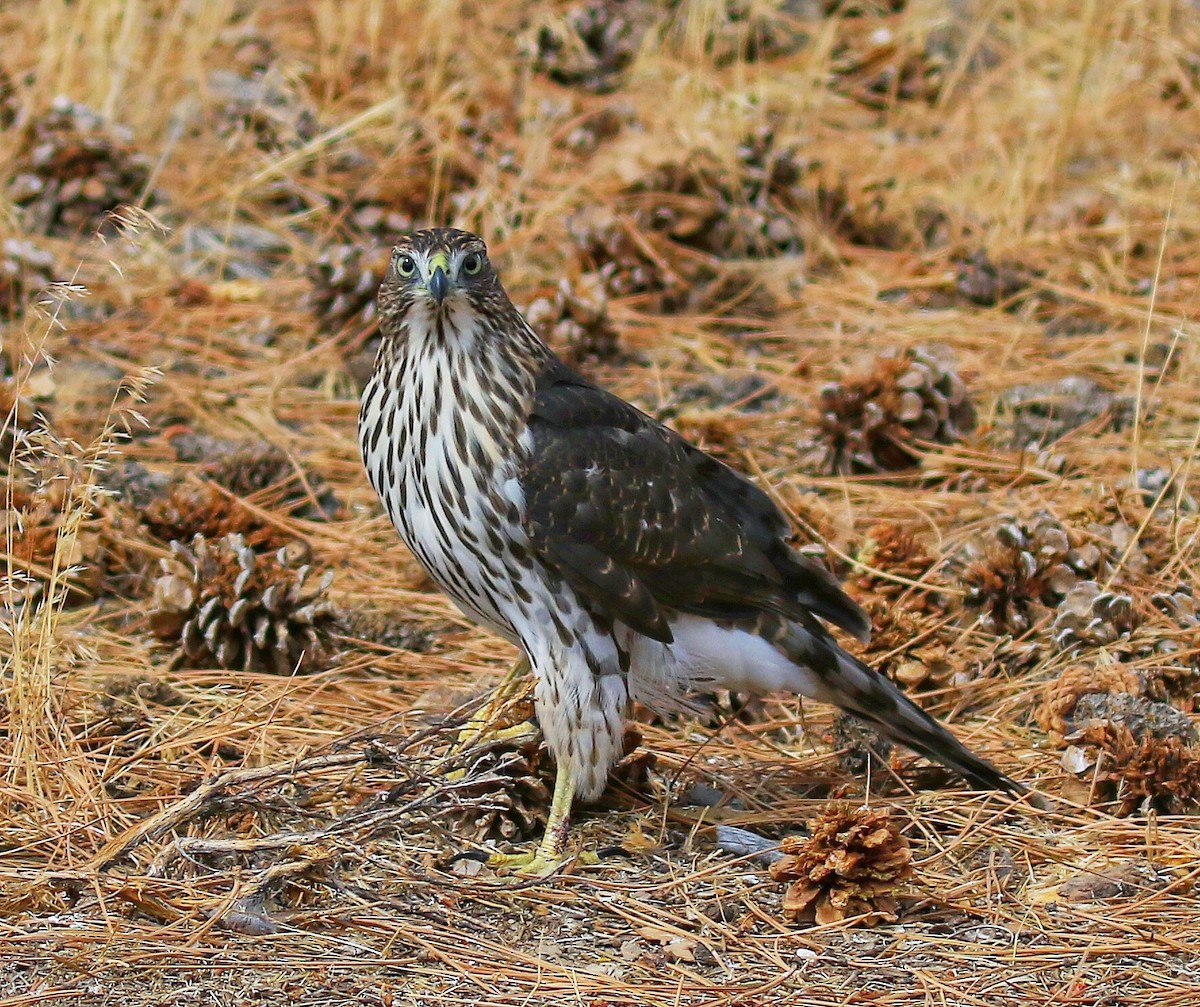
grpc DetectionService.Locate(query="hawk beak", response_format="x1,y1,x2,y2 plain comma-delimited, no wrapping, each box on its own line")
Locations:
429,266,450,305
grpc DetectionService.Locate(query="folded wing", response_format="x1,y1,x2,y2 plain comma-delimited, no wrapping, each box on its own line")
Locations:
520,361,870,645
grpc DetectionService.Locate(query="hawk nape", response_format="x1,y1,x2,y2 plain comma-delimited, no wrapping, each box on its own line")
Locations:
358,227,1032,875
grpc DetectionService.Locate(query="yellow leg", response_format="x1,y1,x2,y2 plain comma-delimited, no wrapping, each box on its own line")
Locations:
486,761,593,877
453,654,532,750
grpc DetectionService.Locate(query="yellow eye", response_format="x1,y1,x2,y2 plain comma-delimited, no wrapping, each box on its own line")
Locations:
462,252,483,276
396,254,416,277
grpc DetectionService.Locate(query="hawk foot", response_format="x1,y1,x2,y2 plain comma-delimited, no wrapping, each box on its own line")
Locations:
450,655,534,756
458,758,582,878
445,719,540,782
486,845,600,877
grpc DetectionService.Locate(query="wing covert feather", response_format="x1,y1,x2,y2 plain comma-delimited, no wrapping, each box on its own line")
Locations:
520,362,870,641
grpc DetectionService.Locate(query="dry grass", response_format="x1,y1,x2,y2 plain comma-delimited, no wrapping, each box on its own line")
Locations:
1,0,1199,1003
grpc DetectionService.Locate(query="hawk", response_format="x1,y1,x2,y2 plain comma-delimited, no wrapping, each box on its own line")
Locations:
358,228,1029,874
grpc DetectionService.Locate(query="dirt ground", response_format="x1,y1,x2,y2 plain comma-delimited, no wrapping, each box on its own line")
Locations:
2,1,1200,1004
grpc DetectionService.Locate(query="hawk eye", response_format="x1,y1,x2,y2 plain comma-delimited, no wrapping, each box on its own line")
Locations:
396,254,416,277
462,252,483,276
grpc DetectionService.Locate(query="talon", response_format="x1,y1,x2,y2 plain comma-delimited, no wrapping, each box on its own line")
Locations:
446,849,491,866
596,845,630,860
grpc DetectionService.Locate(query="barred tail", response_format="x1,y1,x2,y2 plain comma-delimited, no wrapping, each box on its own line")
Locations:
786,624,1029,799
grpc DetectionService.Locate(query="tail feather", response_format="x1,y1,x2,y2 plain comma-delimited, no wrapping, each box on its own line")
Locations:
787,624,1029,800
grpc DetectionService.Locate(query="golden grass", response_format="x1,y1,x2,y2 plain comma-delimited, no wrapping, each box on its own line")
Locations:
1,0,1200,1003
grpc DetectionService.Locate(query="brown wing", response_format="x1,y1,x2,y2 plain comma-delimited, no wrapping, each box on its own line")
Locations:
520,361,870,645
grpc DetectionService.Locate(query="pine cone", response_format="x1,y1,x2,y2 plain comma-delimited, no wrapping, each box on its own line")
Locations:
1004,377,1136,450
1075,718,1200,816
832,20,954,112
673,5,804,66
957,512,1076,635
0,477,121,613
1067,692,1198,746
830,712,894,781
142,477,289,552
84,674,186,742
1038,663,1142,736
450,734,554,843
8,97,154,238
858,602,955,692
343,196,419,244
1142,583,1200,662
1052,581,1136,652
568,126,805,313
0,238,56,319
522,0,657,93
955,249,1030,306
338,607,435,653
169,435,339,518
626,126,805,260
1152,585,1199,632
0,373,53,475
770,803,914,926
209,65,319,154
149,533,338,674
853,522,941,601
814,346,976,474
0,67,21,130
306,243,388,338
447,691,551,842
568,206,691,310
523,272,620,364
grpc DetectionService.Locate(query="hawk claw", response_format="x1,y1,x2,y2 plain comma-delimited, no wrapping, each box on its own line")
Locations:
596,844,631,860
446,849,492,866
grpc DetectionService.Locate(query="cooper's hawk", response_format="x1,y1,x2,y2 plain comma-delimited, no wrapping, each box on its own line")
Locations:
359,227,1029,874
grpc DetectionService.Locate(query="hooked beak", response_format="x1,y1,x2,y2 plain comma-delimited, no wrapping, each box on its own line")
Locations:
429,266,450,305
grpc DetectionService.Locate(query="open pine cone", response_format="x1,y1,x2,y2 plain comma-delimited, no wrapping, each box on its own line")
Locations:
857,602,955,693
0,373,53,475
306,243,388,338
522,0,657,93
523,272,620,364
451,738,554,843
814,345,976,475
1078,721,1200,817
149,533,337,674
142,477,290,552
1052,581,1136,652
168,434,339,518
1054,690,1200,815
443,689,552,842
568,206,692,311
2,481,94,612
625,127,805,261
853,521,942,602
0,476,137,614
770,803,914,926
957,512,1077,635
8,96,154,237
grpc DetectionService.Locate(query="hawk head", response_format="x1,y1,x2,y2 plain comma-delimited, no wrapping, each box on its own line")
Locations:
379,227,502,315
375,227,550,371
